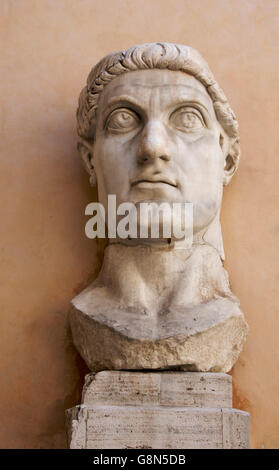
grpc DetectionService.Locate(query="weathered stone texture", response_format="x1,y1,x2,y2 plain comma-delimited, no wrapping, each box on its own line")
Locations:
67,371,249,449
71,43,248,375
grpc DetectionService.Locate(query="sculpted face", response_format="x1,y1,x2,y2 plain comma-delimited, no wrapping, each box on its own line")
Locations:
91,69,228,235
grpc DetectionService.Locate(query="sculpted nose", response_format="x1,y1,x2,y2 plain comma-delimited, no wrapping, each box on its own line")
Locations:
137,120,170,164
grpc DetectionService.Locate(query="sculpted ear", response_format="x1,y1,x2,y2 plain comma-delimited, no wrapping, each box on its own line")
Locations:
219,130,240,186
77,140,97,187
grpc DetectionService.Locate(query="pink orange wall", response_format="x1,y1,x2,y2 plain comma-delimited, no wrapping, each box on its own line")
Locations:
1,0,278,448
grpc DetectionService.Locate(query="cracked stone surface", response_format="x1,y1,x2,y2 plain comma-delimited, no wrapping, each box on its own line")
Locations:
66,371,250,449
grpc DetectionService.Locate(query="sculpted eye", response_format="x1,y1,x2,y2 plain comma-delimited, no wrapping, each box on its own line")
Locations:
106,108,140,133
170,107,204,132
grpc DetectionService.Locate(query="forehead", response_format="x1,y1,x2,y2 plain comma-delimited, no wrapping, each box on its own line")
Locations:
97,69,214,113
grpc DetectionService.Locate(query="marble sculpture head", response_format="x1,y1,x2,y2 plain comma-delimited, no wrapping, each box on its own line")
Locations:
76,43,240,254
70,43,248,373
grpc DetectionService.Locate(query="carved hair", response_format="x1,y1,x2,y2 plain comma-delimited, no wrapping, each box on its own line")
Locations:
77,42,240,172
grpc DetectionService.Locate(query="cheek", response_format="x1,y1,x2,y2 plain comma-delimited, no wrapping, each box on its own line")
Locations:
174,134,224,231
96,134,137,171
93,138,134,197
176,133,224,193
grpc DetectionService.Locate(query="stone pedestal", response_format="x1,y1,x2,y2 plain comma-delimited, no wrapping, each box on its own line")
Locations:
66,371,250,449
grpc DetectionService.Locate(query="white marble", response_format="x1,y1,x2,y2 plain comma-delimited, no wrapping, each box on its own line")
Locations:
71,43,248,372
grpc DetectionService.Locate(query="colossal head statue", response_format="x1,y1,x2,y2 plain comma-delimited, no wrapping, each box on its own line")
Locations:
70,43,248,373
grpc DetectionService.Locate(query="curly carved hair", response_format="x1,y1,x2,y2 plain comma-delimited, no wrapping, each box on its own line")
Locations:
77,42,240,173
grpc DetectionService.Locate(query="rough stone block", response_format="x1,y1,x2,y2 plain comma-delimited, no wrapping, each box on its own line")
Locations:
66,371,249,449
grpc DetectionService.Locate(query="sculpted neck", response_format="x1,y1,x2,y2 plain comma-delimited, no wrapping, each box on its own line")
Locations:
96,240,232,315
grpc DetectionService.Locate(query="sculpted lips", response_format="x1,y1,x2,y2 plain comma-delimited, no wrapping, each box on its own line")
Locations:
131,176,177,188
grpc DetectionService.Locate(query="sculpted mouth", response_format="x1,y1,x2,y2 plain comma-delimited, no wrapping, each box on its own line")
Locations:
131,177,177,188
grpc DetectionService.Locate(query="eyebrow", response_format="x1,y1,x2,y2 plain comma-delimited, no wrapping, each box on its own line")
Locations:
104,93,212,116
105,95,144,111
